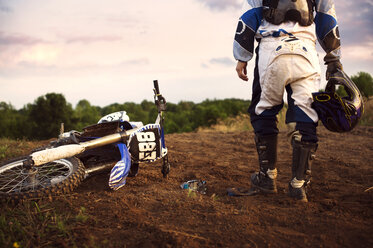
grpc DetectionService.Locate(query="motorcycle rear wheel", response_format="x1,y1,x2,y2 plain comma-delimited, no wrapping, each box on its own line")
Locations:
0,156,85,202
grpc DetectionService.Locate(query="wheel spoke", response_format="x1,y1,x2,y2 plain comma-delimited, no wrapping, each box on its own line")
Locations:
37,164,70,181
6,175,30,193
0,168,22,177
0,173,24,191
0,159,75,194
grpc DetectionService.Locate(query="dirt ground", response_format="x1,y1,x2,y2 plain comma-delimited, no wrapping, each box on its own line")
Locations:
3,125,372,247
29,125,370,248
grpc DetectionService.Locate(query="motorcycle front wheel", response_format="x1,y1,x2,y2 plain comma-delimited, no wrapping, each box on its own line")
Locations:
0,156,85,202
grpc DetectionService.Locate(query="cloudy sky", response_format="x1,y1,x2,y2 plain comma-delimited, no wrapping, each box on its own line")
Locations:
1,0,372,109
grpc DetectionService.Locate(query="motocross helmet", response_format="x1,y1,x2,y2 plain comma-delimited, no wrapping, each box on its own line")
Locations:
312,69,364,132
98,111,129,124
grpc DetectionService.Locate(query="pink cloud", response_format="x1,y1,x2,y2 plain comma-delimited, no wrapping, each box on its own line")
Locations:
196,0,241,11
0,32,46,46
65,35,123,44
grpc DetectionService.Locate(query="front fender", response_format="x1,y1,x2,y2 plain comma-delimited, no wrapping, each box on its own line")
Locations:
108,143,131,190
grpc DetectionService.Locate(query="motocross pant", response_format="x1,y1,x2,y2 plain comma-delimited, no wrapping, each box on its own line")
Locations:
248,36,320,143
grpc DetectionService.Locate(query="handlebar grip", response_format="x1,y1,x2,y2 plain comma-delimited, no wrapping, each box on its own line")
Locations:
153,80,160,94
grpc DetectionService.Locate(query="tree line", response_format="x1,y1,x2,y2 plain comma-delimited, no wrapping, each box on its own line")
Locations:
336,71,373,98
0,94,250,140
1,71,372,140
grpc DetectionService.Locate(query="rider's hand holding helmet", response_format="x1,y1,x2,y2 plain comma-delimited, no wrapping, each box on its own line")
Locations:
312,67,364,132
326,60,343,80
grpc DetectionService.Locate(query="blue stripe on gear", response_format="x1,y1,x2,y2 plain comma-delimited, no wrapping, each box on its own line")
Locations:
285,85,314,124
241,7,263,32
250,107,282,136
314,12,337,40
248,43,279,136
285,85,318,142
259,104,284,117
295,122,318,143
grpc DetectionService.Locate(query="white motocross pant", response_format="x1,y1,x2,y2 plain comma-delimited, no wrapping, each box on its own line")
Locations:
254,36,320,123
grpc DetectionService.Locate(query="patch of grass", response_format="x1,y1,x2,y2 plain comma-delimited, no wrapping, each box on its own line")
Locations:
360,97,373,126
0,144,8,160
210,193,219,201
0,200,93,247
198,107,288,133
75,206,89,223
187,189,197,198
198,98,373,133
0,138,37,162
197,113,252,133
0,138,51,164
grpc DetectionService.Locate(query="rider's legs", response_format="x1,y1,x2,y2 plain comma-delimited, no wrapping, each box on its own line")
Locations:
248,37,320,199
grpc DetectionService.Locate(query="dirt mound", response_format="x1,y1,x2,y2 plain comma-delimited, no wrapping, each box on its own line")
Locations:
3,126,373,247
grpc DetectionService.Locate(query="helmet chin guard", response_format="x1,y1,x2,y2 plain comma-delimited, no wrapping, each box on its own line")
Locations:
312,69,364,132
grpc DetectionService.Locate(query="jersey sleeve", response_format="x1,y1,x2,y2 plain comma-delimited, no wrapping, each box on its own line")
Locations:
233,0,263,62
314,0,341,63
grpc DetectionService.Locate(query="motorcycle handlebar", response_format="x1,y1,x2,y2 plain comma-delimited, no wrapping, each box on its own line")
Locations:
153,80,166,112
153,80,160,95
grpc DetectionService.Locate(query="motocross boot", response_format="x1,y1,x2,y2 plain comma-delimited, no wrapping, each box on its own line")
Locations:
251,134,278,194
289,138,317,202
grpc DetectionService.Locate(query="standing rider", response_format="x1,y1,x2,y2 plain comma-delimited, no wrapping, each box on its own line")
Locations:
233,0,342,202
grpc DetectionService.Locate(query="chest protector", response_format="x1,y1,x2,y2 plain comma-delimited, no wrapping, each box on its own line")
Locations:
263,0,315,26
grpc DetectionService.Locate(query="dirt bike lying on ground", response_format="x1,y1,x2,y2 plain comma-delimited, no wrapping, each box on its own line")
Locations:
0,81,170,201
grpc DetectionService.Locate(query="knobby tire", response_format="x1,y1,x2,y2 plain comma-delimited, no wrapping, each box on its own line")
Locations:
0,155,85,202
